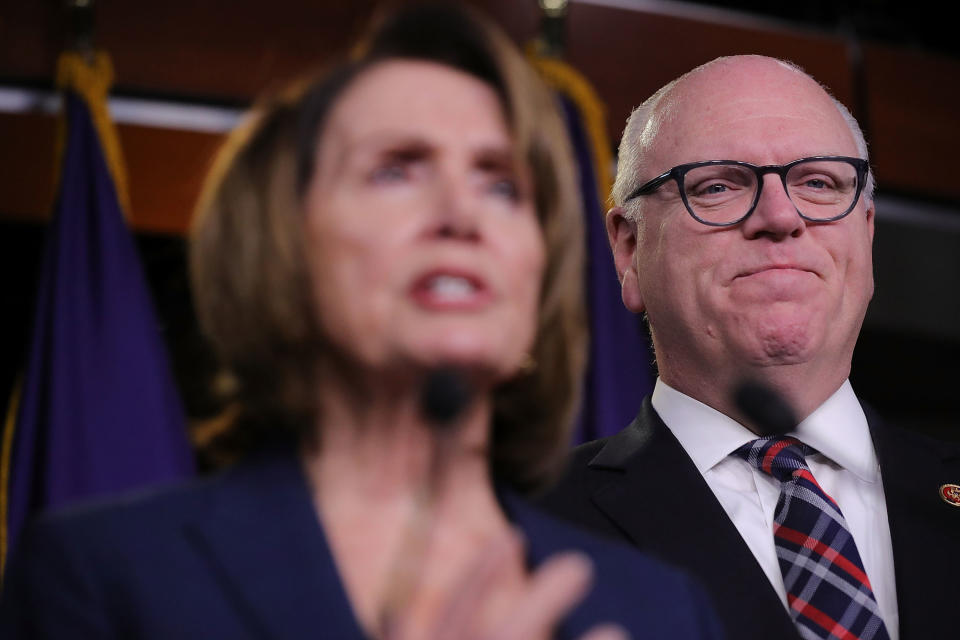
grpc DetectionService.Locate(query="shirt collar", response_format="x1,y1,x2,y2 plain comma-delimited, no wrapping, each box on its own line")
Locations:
652,379,755,475
651,378,879,483
794,379,878,482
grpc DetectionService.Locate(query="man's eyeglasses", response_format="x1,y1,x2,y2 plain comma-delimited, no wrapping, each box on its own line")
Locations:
624,156,869,227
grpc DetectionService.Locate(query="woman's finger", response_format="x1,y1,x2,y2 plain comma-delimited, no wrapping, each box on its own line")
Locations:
385,528,525,640
578,623,631,640
489,550,595,640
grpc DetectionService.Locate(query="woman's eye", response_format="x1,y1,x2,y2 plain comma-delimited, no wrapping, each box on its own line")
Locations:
370,164,408,183
368,146,429,185
489,178,520,200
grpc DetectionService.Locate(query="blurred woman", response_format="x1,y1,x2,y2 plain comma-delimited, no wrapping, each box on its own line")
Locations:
0,5,721,639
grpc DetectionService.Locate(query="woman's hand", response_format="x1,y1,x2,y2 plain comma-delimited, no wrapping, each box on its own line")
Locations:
381,528,630,640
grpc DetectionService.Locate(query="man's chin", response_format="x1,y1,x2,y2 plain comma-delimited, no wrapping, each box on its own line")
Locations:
735,323,820,367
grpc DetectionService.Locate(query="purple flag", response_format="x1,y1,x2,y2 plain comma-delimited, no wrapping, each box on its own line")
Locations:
557,95,655,444
4,92,194,561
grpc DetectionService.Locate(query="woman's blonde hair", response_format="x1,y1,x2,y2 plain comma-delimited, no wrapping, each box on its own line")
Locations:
190,3,586,492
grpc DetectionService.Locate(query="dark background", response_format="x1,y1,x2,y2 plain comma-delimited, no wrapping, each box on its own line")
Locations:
687,0,957,57
1,0,957,440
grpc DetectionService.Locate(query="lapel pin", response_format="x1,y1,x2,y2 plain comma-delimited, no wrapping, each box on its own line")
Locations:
940,484,960,507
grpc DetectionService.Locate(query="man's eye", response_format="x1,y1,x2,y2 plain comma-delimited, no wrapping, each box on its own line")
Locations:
689,181,733,197
791,173,842,192
702,183,728,195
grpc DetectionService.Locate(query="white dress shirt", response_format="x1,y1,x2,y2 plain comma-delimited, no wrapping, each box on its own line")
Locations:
652,378,899,638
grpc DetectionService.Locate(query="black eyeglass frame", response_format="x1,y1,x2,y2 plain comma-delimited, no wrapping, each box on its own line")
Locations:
624,156,870,227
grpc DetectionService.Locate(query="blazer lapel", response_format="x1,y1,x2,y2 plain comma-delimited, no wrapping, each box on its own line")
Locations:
868,410,960,638
586,398,799,639
185,447,365,640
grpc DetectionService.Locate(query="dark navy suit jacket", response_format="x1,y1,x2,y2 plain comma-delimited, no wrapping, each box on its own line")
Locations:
0,445,723,639
537,398,960,640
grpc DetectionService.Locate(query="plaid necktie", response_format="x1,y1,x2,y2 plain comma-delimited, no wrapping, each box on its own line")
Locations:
735,436,891,640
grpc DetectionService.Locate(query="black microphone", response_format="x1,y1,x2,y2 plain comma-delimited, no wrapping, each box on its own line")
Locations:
379,367,474,634
419,366,473,428
733,379,798,436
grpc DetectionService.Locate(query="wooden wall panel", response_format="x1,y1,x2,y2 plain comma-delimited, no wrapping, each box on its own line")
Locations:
862,43,960,201
2,1,959,235
0,1,61,84
0,113,57,221
0,112,224,234
562,4,854,144
0,0,538,102
123,126,225,234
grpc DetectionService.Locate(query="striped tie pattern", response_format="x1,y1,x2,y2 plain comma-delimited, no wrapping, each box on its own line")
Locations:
735,437,891,640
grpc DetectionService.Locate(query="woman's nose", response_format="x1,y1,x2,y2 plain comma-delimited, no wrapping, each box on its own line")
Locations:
432,175,481,241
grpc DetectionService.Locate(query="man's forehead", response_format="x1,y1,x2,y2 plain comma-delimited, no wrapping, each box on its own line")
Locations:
678,55,811,94
642,57,855,165
661,57,829,126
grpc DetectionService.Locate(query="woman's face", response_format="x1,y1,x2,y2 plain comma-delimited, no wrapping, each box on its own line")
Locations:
303,60,545,384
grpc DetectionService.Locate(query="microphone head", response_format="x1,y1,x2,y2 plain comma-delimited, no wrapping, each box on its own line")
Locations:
733,379,797,436
419,367,473,428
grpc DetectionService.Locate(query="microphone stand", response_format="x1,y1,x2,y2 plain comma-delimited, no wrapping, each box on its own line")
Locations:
377,369,473,637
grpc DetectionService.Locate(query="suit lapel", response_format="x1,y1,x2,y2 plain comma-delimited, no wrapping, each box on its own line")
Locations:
586,399,799,639
868,410,960,638
185,447,365,640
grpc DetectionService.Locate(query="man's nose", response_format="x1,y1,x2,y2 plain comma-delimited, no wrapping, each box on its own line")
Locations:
740,173,805,240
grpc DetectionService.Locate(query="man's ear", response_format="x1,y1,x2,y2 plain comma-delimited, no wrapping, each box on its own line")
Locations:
606,206,645,314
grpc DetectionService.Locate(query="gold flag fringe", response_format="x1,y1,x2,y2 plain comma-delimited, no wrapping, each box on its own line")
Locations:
0,377,21,582
528,52,614,210
54,51,131,216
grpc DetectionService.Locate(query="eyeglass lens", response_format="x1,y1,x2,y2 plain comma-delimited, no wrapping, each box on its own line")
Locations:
682,159,860,225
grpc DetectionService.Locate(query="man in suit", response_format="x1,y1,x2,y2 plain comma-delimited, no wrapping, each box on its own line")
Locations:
540,55,960,640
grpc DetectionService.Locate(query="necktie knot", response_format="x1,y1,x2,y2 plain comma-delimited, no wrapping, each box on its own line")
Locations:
734,435,814,483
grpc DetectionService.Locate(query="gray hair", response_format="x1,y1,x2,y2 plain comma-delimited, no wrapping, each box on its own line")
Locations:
611,57,875,222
